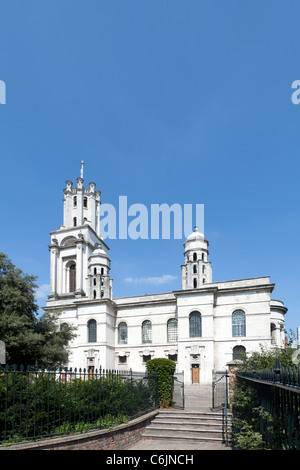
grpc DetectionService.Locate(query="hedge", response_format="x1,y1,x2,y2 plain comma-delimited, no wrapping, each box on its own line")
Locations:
146,358,176,408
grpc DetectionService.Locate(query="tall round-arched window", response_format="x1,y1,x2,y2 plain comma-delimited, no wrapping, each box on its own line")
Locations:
142,320,152,344
233,345,246,361
232,310,246,337
69,263,76,293
87,319,97,343
167,319,178,342
189,311,202,338
118,322,128,344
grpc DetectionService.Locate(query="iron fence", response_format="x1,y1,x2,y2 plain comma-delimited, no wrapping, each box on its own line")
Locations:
212,370,230,444
172,371,184,409
0,364,158,445
212,370,229,410
236,360,300,449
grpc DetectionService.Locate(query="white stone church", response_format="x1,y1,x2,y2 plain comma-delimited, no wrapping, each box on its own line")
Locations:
45,171,287,384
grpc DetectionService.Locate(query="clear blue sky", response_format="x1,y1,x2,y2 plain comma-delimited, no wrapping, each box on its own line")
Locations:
0,1,299,336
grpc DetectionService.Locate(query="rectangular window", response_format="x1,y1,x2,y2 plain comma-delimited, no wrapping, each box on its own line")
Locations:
168,354,177,362
143,355,151,363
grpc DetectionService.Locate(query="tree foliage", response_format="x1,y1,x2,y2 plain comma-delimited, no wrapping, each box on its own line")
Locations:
235,334,297,372
0,252,76,367
231,333,298,449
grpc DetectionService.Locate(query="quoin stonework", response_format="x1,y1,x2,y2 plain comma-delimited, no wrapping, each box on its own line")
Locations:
44,166,287,384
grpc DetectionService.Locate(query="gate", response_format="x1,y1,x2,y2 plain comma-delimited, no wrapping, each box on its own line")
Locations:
212,370,229,409
212,370,230,445
173,371,185,409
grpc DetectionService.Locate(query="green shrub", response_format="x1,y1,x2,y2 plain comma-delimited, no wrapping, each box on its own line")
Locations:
0,369,153,442
146,358,176,408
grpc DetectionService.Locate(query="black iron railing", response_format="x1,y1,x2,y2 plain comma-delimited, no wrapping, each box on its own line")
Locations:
0,364,158,445
212,370,230,444
236,359,300,450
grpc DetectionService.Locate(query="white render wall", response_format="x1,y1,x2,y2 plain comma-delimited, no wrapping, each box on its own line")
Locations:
46,272,287,384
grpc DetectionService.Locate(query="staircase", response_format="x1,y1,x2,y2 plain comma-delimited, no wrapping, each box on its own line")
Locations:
143,408,232,443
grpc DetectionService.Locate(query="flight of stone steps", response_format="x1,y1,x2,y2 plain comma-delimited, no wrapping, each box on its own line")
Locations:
143,408,232,443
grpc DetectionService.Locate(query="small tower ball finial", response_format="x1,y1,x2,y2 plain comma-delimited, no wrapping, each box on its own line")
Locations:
80,160,84,179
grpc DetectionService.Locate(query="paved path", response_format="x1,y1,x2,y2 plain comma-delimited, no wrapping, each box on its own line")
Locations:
126,384,232,451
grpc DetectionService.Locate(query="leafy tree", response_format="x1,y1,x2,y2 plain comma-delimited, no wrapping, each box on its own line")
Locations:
236,332,297,372
0,252,76,366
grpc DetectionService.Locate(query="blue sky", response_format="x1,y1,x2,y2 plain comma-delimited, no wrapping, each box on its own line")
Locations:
0,1,299,336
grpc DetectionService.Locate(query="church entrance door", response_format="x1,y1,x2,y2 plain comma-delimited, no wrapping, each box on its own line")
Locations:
192,364,199,384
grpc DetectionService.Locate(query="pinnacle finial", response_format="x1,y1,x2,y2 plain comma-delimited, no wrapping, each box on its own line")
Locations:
80,160,84,179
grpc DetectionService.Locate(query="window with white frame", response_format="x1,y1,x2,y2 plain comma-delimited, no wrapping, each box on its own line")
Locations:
167,318,178,342
232,310,246,337
142,320,152,344
87,319,97,343
189,311,202,338
118,322,128,344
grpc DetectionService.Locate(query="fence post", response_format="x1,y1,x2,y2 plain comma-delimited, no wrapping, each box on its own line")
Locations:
274,357,281,384
182,370,185,409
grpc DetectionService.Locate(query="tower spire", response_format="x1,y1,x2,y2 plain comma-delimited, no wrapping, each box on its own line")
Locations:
80,160,84,179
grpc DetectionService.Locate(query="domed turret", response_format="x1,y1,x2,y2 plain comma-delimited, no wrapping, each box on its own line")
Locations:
181,227,212,289
88,243,113,300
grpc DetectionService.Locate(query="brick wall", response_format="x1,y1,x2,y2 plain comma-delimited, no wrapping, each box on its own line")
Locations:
1,410,158,451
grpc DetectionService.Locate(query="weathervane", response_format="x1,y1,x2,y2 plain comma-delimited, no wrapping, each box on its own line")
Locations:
80,160,84,179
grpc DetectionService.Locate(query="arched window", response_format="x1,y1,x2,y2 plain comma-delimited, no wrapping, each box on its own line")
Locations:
73,196,77,207
167,318,178,342
193,278,198,288
73,217,77,227
193,265,197,273
233,345,246,361
193,253,197,262
84,196,88,208
93,290,96,299
142,320,152,344
118,322,128,344
87,319,97,343
189,311,202,337
69,263,76,292
232,310,246,337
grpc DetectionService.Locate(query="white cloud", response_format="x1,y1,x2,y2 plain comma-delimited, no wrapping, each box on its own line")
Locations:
124,274,177,285
35,283,50,299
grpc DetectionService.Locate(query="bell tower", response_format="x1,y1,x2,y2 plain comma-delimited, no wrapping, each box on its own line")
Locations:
47,163,113,301
181,226,212,289
63,161,101,235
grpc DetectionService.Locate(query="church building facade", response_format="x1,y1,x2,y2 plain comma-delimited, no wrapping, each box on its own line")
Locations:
45,172,287,384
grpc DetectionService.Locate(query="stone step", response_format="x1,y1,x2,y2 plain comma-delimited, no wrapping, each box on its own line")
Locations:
152,419,227,428
143,429,231,442
158,413,231,421
148,424,229,435
143,409,232,443
159,409,232,417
